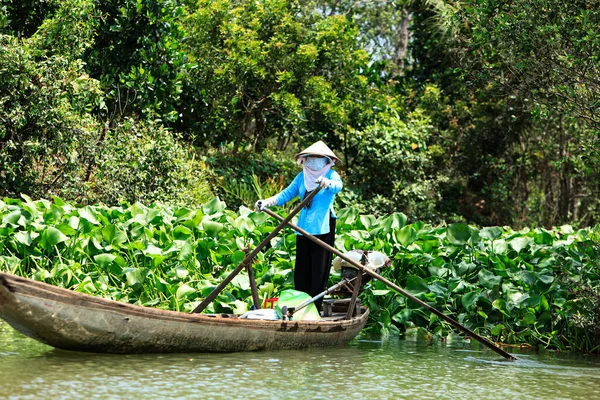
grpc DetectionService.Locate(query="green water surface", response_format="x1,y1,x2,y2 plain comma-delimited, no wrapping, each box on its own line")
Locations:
1,321,598,399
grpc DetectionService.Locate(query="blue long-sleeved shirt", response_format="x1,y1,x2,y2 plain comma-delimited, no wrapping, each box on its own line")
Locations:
274,169,343,235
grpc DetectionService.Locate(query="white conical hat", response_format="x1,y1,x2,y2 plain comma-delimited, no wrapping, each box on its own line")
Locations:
296,140,340,163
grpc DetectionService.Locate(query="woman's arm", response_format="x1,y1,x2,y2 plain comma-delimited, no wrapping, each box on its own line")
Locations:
274,173,302,206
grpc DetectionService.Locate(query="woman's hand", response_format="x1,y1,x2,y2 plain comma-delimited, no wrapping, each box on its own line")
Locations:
315,176,332,188
254,197,277,211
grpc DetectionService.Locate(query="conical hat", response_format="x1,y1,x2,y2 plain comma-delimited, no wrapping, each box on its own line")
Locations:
296,141,340,163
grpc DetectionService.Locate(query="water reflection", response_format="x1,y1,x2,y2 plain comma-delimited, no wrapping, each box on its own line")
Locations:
1,322,599,400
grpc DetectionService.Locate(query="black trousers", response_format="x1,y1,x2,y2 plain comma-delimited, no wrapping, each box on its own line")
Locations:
294,215,336,311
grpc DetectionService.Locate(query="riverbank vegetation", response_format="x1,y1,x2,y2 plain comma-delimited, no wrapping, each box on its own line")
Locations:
1,0,599,352
1,197,599,353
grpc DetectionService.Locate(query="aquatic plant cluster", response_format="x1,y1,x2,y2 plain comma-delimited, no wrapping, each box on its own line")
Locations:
1,196,599,353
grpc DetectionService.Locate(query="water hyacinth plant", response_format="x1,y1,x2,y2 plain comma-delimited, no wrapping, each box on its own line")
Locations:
1,195,599,353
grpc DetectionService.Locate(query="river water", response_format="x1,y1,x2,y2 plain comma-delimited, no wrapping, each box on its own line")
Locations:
1,321,599,400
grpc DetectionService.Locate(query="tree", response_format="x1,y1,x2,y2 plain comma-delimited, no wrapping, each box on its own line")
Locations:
179,0,372,152
453,0,600,225
0,0,103,197
84,0,188,122
0,0,58,37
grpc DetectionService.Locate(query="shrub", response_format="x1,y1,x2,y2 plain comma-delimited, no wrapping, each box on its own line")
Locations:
91,118,213,208
200,146,298,210
0,31,104,199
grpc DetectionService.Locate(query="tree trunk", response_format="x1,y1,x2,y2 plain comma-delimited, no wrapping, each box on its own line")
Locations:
392,7,410,73
558,117,571,224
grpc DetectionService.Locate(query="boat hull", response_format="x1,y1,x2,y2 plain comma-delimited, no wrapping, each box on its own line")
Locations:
0,273,368,354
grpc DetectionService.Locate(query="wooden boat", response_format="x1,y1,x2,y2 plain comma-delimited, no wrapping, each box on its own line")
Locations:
0,272,369,354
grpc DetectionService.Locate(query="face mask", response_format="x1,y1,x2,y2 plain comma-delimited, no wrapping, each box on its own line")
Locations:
305,156,328,171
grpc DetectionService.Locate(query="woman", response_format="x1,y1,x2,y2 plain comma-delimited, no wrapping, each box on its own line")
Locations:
255,141,343,310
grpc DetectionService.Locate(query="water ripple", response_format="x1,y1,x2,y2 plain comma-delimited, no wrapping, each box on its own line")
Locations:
1,322,599,400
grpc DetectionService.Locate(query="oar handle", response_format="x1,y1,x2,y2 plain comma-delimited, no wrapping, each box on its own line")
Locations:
191,187,321,314
263,208,517,360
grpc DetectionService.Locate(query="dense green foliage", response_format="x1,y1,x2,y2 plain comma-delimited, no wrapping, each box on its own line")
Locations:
85,0,187,121
2,0,598,226
180,0,372,150
1,197,598,352
0,0,209,207
1,0,599,352
415,0,600,226
0,0,102,198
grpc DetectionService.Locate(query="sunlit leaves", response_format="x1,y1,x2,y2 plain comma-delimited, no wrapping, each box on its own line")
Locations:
509,237,532,253
201,220,224,237
176,284,196,301
1,195,599,353
182,0,372,150
395,225,417,247
480,226,502,241
93,253,117,268
39,227,68,248
202,197,226,215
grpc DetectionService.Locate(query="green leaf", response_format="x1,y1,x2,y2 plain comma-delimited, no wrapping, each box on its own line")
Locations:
480,226,502,240
57,223,77,236
202,197,226,215
102,224,127,245
492,299,508,314
491,324,505,335
507,291,530,308
234,216,255,234
202,220,224,236
527,295,541,308
176,284,196,300
478,268,502,288
522,312,536,325
392,308,411,324
233,300,248,314
125,268,146,287
509,237,531,253
461,291,480,311
533,229,553,245
492,239,507,253
231,250,246,264
380,212,407,232
39,227,68,249
405,275,429,295
94,253,117,268
178,240,194,261
173,225,193,240
143,244,164,257
14,231,33,246
447,223,471,245
519,271,537,286
231,274,250,291
371,289,391,296
78,207,100,225
174,266,189,279
2,210,21,225
395,225,417,247
359,215,376,229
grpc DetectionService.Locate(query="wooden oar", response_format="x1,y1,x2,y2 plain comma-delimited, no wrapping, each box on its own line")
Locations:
263,208,517,360
191,187,321,314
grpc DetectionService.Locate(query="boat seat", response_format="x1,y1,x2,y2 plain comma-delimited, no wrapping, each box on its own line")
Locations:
322,298,361,318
